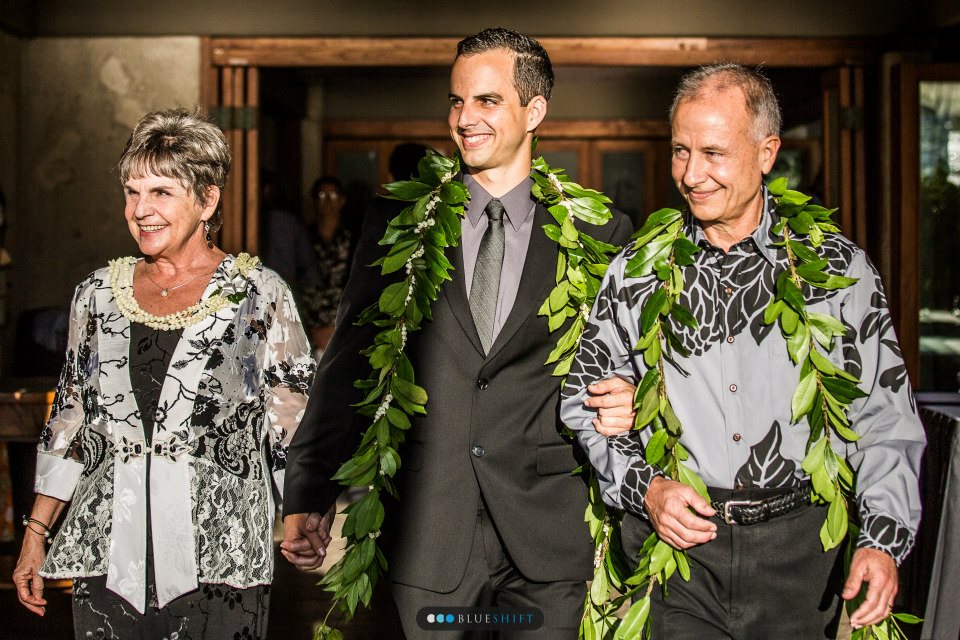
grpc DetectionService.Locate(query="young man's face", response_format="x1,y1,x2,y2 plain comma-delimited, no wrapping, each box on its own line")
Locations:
670,85,780,230
448,48,544,179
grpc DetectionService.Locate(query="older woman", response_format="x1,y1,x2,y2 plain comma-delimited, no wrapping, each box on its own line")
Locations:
12,107,317,639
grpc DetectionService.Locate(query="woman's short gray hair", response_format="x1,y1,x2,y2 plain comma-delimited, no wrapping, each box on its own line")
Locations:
118,107,231,232
669,63,782,140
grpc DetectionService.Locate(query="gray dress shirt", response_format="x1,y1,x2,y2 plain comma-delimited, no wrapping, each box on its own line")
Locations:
560,188,926,564
461,174,536,344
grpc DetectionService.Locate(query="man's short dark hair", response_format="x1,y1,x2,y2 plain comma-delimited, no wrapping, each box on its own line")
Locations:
670,63,782,140
456,27,554,105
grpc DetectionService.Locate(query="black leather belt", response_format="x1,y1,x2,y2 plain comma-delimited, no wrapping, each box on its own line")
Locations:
710,482,812,525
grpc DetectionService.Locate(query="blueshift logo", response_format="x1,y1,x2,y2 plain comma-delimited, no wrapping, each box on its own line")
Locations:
417,607,544,630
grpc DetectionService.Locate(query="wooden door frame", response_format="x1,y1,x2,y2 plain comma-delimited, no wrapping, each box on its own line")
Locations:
199,35,879,254
887,63,960,385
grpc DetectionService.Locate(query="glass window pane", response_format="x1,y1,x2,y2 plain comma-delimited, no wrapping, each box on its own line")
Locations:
602,151,645,228
919,81,960,391
539,151,579,182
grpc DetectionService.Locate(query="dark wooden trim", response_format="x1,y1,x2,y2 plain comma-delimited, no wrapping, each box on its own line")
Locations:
210,37,878,68
322,118,669,140
892,63,960,387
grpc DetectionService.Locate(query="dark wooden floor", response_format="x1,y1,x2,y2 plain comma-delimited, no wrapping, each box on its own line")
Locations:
1,546,406,640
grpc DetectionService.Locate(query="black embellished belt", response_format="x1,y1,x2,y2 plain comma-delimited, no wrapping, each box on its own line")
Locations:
711,482,812,525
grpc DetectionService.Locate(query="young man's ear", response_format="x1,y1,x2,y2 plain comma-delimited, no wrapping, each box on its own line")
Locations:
525,95,548,133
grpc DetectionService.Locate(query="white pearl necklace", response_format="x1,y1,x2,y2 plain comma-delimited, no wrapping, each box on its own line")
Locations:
109,257,230,330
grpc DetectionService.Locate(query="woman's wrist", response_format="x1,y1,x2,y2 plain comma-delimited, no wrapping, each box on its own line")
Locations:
21,516,52,543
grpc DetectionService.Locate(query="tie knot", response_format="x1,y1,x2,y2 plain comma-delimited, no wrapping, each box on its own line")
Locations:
484,198,505,223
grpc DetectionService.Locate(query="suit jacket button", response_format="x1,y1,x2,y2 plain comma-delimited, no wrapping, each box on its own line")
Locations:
472,446,485,458
477,378,489,390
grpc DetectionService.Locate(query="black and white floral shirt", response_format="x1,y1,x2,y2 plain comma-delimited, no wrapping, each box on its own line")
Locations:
560,188,925,564
34,255,315,611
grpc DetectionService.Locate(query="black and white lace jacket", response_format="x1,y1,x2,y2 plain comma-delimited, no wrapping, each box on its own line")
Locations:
34,255,315,611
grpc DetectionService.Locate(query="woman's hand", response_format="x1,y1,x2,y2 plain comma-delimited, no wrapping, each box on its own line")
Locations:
14,535,49,615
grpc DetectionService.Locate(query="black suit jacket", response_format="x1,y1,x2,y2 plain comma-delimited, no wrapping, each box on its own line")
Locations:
284,195,633,592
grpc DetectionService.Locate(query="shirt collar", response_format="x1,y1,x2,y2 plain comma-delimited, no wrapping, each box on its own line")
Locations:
463,174,536,232
688,185,780,266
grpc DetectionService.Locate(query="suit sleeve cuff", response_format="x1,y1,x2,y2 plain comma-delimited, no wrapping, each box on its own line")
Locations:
34,453,84,501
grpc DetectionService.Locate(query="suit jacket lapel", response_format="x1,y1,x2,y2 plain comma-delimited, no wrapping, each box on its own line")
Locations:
442,240,485,354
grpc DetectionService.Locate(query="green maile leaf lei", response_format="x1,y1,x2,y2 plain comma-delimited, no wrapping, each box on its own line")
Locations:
580,176,917,639
313,148,621,640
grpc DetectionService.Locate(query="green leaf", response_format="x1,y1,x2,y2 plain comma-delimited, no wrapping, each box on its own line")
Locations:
767,176,788,196
614,597,651,640
440,180,470,204
678,462,710,501
649,539,672,575
674,548,691,581
645,429,669,465
891,613,922,624
670,302,698,329
352,490,385,538
809,349,836,375
626,231,676,278
792,370,819,422
787,239,821,263
383,180,434,201
391,376,428,407
378,281,409,315
641,288,669,334
589,563,609,605
764,299,785,325
815,274,859,290
826,493,847,542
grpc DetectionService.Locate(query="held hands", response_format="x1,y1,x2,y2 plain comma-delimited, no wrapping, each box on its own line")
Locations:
584,377,636,436
644,476,717,550
844,547,899,629
13,535,48,615
280,504,337,571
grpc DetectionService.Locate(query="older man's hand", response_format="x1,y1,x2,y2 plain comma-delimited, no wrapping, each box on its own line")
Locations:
643,476,717,549
844,547,899,629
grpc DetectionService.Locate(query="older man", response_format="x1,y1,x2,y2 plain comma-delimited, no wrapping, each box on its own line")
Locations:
561,63,925,639
282,28,633,639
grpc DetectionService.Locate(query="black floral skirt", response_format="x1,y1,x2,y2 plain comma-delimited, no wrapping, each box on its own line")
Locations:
72,576,270,640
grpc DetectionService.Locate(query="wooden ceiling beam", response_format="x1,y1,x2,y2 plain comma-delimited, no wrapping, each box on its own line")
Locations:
210,36,877,68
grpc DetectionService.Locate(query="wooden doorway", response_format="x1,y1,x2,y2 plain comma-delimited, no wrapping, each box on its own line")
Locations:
201,36,877,253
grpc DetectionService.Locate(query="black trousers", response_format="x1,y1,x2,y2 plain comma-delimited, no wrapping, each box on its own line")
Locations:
391,507,585,639
622,494,844,640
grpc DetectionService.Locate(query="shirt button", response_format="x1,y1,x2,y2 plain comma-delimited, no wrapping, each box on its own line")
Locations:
733,433,742,442
477,378,489,390
726,336,735,343
724,287,733,295
472,446,485,458
729,384,738,392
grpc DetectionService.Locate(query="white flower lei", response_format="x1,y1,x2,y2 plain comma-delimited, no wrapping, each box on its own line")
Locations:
108,253,260,330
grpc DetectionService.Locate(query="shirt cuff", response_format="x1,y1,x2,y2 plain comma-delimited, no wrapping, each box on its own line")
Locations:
855,512,915,566
34,453,84,501
613,433,662,521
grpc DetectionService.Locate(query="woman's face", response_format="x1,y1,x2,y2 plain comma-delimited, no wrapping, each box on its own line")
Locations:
123,171,218,261
316,183,345,220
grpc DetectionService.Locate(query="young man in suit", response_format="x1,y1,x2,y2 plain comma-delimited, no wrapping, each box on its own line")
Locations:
281,28,634,639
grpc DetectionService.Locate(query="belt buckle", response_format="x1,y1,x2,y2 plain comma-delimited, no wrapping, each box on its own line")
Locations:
722,499,761,525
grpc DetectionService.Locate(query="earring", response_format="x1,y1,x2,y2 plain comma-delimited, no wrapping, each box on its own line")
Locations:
204,221,213,248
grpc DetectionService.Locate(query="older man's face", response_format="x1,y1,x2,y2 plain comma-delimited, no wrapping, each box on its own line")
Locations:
670,86,779,230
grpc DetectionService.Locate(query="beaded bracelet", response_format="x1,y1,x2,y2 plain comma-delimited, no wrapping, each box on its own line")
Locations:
22,516,52,543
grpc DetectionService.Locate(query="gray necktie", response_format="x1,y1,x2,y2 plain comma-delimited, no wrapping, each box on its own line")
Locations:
470,198,505,354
